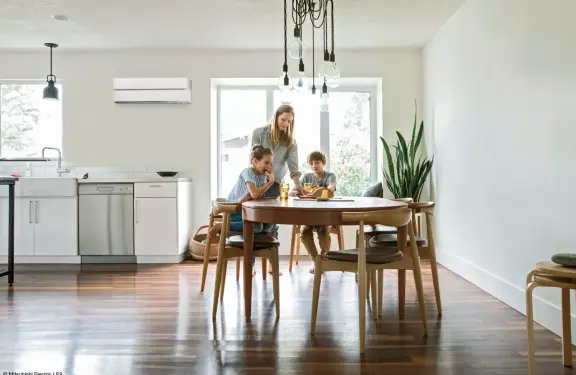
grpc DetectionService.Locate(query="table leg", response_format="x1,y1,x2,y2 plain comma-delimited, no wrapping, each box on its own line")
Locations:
243,221,254,320
8,184,14,285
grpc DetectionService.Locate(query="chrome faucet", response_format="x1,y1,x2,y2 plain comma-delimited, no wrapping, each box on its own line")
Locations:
41,147,70,177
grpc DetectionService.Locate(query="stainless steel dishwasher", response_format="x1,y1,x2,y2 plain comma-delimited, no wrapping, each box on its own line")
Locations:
78,183,135,262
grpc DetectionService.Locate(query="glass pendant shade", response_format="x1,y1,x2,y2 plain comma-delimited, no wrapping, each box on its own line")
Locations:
295,73,308,91
288,38,305,59
43,78,59,100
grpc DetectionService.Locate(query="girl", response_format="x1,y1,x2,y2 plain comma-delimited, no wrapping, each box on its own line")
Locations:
210,145,279,275
251,104,304,196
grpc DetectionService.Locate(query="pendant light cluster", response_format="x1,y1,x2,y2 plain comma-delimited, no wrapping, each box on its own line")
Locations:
43,42,59,100
279,0,340,111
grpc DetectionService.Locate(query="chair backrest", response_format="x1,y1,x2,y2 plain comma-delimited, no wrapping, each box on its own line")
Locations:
392,197,414,203
342,206,412,228
212,200,240,216
408,201,435,215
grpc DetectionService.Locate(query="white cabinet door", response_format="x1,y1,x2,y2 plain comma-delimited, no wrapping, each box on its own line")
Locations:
134,198,177,256
0,199,35,256
34,198,78,256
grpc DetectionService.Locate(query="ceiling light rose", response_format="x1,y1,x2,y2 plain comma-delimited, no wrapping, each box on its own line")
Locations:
280,0,340,110
43,43,59,100
52,14,70,21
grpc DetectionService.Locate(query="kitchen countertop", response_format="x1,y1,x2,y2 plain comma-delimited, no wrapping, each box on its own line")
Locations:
77,177,192,184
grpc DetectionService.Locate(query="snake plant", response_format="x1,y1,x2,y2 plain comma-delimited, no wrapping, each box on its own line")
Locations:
380,102,433,202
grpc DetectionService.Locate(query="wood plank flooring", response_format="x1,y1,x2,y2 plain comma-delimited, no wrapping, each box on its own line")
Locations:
0,259,573,375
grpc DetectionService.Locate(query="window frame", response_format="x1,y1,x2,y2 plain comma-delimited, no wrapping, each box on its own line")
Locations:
216,84,378,197
0,80,64,157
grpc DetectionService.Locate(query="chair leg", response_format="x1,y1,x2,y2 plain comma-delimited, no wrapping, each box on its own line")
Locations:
338,226,345,250
377,270,384,316
429,248,442,316
398,270,406,319
236,258,241,281
370,271,377,319
358,267,367,353
200,216,215,292
272,250,281,318
295,225,301,264
562,288,573,367
310,257,323,335
219,260,228,301
262,258,267,280
212,253,226,319
426,216,442,315
527,282,538,375
289,225,297,272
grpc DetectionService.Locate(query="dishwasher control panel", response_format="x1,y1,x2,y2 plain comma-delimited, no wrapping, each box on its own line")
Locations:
78,183,134,195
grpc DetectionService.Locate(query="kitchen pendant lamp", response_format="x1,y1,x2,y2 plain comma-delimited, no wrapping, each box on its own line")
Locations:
279,0,340,110
43,43,59,100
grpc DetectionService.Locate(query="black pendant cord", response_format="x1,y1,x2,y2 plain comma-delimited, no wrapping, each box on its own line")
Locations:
49,47,53,76
283,0,289,84
311,22,316,94
329,0,335,62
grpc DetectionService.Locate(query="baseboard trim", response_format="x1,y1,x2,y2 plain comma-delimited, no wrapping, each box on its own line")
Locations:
0,256,81,264
136,255,184,264
437,250,576,343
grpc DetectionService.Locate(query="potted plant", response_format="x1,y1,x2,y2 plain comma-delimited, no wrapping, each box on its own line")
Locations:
380,102,433,202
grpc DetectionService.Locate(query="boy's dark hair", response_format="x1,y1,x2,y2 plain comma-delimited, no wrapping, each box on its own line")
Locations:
251,145,273,160
307,151,326,164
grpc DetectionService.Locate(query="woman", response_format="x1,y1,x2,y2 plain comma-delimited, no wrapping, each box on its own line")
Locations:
251,104,304,196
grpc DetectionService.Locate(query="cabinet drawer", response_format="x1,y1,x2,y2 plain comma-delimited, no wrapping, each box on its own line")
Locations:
134,182,177,198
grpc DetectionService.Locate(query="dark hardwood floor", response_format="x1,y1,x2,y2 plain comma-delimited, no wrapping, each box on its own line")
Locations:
0,258,572,375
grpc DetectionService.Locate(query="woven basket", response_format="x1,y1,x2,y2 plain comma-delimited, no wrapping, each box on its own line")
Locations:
188,225,220,261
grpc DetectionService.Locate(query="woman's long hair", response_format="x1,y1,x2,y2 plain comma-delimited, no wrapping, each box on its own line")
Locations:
268,104,295,147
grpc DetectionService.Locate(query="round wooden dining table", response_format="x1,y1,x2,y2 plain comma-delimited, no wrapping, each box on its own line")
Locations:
241,196,407,320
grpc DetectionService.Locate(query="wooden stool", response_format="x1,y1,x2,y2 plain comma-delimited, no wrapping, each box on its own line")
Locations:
526,261,576,374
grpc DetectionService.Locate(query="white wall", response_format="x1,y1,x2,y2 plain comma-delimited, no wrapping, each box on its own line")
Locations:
0,48,422,250
424,0,576,340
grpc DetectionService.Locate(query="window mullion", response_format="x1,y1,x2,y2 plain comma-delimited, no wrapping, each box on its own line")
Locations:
320,111,330,171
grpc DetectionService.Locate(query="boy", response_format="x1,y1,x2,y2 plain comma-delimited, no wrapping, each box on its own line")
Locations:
295,151,337,274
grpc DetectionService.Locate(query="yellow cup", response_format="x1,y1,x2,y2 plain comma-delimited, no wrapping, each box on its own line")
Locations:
279,183,290,200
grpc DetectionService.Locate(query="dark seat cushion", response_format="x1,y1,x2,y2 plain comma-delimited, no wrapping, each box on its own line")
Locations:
363,225,397,235
369,233,427,247
226,234,280,250
323,247,403,264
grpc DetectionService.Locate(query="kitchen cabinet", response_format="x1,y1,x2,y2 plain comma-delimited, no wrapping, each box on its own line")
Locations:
134,197,177,255
34,198,78,256
133,181,191,262
0,198,78,257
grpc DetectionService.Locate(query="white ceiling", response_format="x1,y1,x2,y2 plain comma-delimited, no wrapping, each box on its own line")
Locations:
0,0,464,50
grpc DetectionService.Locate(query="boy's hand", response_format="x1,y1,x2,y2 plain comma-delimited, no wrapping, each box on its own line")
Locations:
265,170,275,183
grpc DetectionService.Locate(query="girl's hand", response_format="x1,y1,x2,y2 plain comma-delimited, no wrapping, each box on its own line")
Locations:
265,170,275,183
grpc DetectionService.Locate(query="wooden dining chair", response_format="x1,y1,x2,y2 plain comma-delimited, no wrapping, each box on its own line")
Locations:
200,198,226,292
310,206,428,353
368,201,441,316
200,198,273,292
211,201,281,319
526,261,576,375
288,224,345,271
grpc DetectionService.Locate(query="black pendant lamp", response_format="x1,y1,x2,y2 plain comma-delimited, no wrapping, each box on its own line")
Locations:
43,43,59,100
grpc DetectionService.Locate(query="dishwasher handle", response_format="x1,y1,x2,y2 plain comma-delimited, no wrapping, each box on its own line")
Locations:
97,187,115,192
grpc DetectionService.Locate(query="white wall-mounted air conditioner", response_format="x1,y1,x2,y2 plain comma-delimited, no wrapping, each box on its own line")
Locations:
113,78,191,104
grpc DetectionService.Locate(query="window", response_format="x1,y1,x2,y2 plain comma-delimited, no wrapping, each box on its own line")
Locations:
216,84,376,197
0,83,63,157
